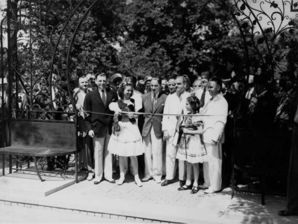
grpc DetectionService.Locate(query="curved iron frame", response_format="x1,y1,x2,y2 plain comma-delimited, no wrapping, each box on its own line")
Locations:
3,0,100,117
229,0,298,74
1,0,103,183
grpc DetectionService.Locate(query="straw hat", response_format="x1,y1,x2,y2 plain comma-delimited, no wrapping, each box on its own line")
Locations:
110,73,123,83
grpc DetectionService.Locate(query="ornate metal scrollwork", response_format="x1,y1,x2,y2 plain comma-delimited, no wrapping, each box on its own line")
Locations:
233,0,295,43
231,0,298,74
291,0,298,11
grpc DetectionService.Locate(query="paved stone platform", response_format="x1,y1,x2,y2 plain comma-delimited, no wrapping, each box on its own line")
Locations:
1,171,298,224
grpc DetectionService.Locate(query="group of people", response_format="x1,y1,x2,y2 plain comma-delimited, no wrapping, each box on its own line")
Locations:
1,67,298,215
75,72,228,194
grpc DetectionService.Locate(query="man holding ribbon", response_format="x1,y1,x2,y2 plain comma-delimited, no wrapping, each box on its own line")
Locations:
84,73,118,184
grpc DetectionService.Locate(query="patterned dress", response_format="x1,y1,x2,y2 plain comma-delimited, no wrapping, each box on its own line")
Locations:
176,114,207,164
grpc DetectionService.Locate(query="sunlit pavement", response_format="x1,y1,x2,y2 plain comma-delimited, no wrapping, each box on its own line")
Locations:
0,202,141,224
0,170,298,224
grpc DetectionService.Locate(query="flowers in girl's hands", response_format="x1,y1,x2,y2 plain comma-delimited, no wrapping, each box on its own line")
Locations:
197,125,203,134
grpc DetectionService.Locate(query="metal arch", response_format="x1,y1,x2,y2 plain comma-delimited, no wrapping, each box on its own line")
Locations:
48,0,85,110
1,16,7,121
4,0,95,115
65,0,99,113
215,0,298,77
7,0,13,122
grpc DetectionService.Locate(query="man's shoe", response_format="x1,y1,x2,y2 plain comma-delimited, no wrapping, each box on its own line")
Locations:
142,176,153,182
87,173,95,181
178,184,192,191
161,179,174,187
93,178,102,185
179,180,186,187
191,186,199,194
204,188,216,194
154,177,162,184
278,210,298,216
198,184,208,190
105,178,115,184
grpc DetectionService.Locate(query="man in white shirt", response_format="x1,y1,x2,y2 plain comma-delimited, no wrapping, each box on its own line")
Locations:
200,77,228,193
167,77,176,94
161,75,190,187
74,76,93,176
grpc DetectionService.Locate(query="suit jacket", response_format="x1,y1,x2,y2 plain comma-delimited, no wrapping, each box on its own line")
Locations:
83,88,117,137
142,92,167,138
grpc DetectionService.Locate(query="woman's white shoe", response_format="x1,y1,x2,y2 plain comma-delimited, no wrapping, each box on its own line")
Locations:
116,177,125,185
134,176,143,187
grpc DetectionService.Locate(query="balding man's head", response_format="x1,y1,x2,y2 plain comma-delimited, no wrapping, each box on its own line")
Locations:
78,76,88,91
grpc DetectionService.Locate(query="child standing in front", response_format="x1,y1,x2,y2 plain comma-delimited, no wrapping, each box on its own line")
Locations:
176,95,206,194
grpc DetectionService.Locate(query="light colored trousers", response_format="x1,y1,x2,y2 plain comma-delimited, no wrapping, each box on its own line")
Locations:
93,135,113,180
165,136,177,180
203,143,222,191
143,128,163,180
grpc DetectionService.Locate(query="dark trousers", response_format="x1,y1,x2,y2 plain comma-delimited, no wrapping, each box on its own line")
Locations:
286,126,298,213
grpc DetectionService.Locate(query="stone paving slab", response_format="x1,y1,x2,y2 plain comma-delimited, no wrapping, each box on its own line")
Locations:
1,173,298,223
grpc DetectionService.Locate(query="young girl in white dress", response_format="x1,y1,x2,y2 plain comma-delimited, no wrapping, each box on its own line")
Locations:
176,95,206,193
107,83,144,187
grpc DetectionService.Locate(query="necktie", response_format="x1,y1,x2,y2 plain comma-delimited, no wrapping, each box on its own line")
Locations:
101,90,106,106
152,92,157,111
200,87,206,108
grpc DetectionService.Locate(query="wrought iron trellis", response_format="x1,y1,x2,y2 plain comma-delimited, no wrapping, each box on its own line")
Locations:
2,0,100,120
229,0,298,76
0,0,102,148
291,0,298,11
0,0,101,182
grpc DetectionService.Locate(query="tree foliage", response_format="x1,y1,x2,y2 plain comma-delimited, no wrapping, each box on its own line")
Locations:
4,0,298,90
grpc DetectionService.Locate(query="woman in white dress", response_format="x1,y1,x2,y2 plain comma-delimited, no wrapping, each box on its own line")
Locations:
108,82,144,187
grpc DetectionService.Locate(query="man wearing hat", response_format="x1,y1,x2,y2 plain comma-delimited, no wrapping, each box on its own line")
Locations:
110,73,123,92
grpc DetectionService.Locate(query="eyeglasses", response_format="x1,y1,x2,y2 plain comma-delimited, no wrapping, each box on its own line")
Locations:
193,85,202,88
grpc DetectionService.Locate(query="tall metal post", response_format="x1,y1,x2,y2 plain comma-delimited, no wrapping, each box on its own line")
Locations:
7,0,12,123
0,17,6,175
7,0,12,173
0,17,5,121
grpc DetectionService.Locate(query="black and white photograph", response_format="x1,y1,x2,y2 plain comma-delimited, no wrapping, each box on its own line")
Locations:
1,0,298,223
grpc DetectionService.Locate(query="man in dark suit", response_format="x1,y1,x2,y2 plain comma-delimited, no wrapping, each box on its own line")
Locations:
84,73,117,184
142,77,167,183
279,102,298,216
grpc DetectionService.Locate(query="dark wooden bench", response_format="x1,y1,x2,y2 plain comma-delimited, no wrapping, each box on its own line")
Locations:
0,119,78,182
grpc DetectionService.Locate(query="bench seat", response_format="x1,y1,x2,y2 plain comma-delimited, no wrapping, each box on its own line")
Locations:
0,146,76,157
0,119,78,182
